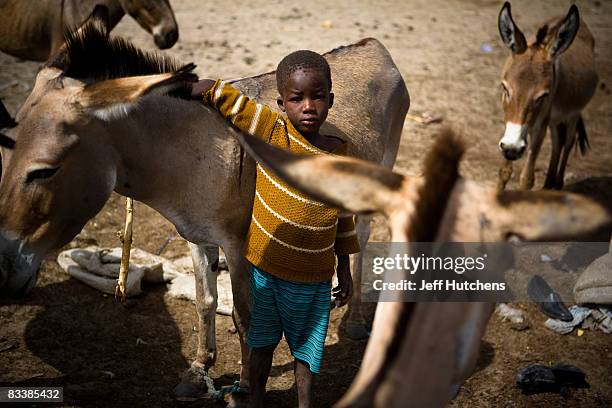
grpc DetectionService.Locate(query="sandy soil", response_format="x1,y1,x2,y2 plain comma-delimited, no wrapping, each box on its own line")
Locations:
1,0,611,406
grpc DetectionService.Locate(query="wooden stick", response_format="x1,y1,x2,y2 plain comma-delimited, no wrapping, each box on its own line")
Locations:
115,197,134,303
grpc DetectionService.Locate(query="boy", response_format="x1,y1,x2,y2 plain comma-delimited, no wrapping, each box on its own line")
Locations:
192,50,360,408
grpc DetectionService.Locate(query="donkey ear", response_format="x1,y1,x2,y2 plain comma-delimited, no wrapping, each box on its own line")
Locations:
0,99,16,130
77,64,197,121
485,189,610,242
498,2,527,54
549,5,580,58
232,129,407,215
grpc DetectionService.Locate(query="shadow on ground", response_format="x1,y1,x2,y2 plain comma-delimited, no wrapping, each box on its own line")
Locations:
1,276,187,408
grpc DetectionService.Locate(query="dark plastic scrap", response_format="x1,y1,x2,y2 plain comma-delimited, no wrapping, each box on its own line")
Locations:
527,275,573,321
516,363,589,395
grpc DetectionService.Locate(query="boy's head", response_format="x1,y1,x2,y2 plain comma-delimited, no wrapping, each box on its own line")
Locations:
276,50,334,137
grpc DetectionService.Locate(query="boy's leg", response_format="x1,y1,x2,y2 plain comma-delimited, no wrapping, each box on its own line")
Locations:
247,266,283,407
294,358,313,408
278,279,331,407
249,345,276,408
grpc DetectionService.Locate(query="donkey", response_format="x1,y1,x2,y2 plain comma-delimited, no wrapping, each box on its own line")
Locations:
0,11,408,405
233,128,610,407
0,0,178,61
497,2,598,190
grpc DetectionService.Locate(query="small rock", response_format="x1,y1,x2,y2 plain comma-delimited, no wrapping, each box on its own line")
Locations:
540,254,553,262
497,303,528,331
480,43,493,53
100,370,115,379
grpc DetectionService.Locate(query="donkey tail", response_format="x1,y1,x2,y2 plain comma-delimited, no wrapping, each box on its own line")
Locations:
576,115,590,155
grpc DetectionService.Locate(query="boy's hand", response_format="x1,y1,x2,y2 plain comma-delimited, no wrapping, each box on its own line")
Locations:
191,79,216,100
333,255,353,308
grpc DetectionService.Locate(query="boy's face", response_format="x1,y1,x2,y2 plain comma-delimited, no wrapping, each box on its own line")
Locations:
277,68,334,137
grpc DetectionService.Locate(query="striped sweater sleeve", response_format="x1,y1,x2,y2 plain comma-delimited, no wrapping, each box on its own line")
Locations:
332,143,361,255
204,79,279,141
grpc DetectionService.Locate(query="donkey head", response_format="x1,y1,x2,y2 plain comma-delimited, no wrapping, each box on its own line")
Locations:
0,11,195,298
117,0,179,49
497,2,580,160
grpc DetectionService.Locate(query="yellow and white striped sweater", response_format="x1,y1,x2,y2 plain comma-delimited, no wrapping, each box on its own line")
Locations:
204,79,360,283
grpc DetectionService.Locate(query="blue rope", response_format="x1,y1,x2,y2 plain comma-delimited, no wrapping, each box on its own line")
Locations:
212,380,249,401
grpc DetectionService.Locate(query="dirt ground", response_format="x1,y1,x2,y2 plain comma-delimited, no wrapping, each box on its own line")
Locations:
1,0,612,407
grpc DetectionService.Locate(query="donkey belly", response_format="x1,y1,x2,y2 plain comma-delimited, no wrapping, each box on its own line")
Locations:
0,0,53,61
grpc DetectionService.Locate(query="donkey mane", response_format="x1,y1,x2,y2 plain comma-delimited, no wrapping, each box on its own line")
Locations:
409,128,464,242
47,21,192,98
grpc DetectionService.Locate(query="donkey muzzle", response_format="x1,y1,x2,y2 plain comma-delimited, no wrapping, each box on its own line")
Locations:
499,122,528,161
500,143,526,161
154,26,178,49
0,236,40,299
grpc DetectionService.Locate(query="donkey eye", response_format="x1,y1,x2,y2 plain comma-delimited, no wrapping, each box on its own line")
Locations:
534,93,548,107
26,167,59,183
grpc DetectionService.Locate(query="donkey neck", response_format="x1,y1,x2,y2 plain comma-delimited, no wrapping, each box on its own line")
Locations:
63,0,126,32
107,96,255,243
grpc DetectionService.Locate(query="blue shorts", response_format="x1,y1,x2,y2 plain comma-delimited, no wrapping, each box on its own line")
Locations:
247,266,331,374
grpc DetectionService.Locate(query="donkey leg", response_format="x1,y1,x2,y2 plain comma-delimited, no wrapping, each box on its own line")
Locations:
544,123,564,189
174,243,219,401
224,240,252,407
555,117,579,189
519,122,546,190
345,215,372,340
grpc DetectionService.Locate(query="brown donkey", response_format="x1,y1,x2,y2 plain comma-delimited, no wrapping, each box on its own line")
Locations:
0,0,178,61
497,2,598,190
234,128,610,407
0,11,408,405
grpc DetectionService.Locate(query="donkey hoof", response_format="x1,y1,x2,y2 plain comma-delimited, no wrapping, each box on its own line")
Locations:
344,321,370,340
174,366,210,401
227,391,249,408
519,179,535,190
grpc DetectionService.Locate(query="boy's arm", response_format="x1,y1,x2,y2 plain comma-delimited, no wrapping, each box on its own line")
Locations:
333,254,353,307
334,214,360,255
192,78,279,141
